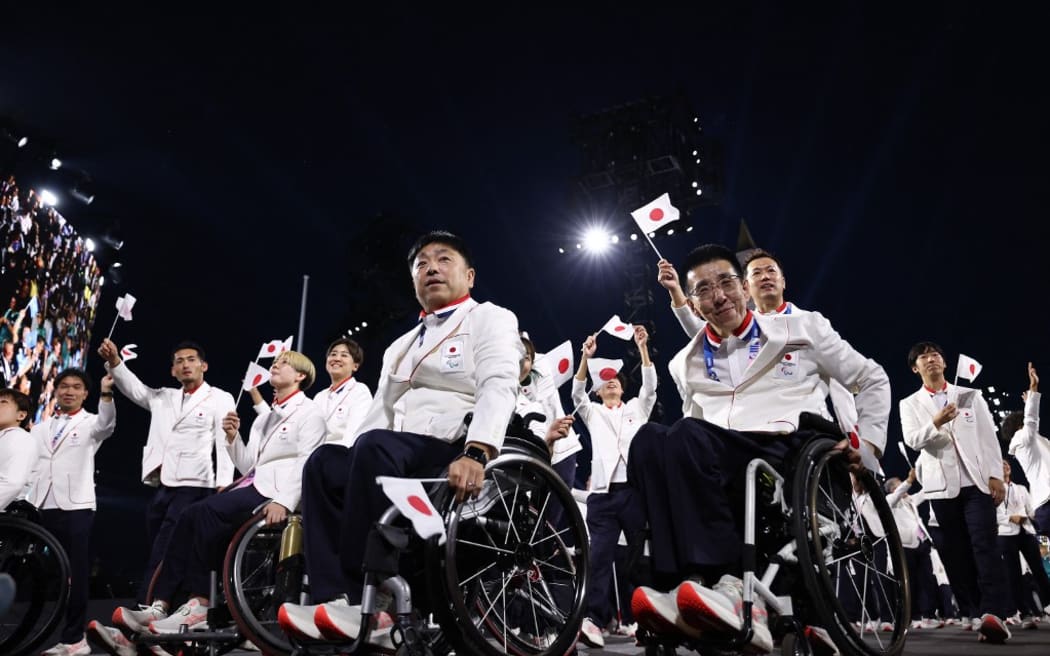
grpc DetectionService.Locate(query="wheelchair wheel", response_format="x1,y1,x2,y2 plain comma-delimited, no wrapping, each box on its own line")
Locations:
0,515,71,656
429,453,589,656
224,512,297,656
792,438,909,656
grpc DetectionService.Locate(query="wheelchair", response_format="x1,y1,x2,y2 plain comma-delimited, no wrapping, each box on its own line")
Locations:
134,422,589,656
0,503,72,656
636,418,910,656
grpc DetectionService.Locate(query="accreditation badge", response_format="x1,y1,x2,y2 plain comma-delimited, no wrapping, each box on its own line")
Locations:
440,339,465,373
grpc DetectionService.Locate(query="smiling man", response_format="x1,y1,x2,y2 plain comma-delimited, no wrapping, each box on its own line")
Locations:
630,243,889,654
278,230,523,644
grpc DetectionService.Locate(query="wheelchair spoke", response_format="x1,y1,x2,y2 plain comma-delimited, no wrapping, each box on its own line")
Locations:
455,538,517,556
477,571,513,628
531,555,576,578
490,474,523,545
459,561,499,588
529,525,572,549
524,576,543,642
529,491,552,544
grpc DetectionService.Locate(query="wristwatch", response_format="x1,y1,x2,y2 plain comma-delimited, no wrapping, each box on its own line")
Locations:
459,445,489,466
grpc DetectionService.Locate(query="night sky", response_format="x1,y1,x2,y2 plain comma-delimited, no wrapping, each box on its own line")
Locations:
3,3,1048,590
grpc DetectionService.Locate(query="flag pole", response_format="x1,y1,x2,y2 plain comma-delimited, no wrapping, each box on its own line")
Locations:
641,232,664,260
106,315,120,340
297,275,310,352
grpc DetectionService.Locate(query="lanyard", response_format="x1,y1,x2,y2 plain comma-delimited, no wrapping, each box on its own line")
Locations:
702,320,761,382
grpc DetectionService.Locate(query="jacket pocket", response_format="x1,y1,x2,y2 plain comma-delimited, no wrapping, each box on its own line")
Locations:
174,452,212,481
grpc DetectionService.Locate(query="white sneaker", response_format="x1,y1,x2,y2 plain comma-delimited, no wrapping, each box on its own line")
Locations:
278,601,326,640
630,585,702,639
1021,615,1038,630
148,598,209,634
677,575,773,653
86,621,138,656
314,599,395,648
918,617,943,629
613,621,638,638
40,639,91,656
112,601,168,634
578,618,605,648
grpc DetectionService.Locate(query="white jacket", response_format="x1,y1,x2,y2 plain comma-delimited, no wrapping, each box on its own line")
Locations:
518,365,582,465
886,485,930,549
109,362,235,488
355,299,522,451
572,364,658,492
312,378,373,448
1008,391,1050,508
227,391,325,511
997,481,1036,536
0,426,36,509
29,402,116,510
668,311,890,447
900,383,1001,499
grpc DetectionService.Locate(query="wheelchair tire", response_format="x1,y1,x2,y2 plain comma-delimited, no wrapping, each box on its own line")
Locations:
0,515,72,656
792,438,910,656
224,512,296,656
428,453,589,656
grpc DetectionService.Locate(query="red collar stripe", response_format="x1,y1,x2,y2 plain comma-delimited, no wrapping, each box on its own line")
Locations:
274,389,302,406
732,310,755,337
924,382,948,394
419,294,472,319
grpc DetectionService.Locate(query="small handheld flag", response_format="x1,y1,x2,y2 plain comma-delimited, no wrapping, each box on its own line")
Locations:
258,336,294,359
600,315,634,341
630,193,680,259
377,476,446,541
535,340,574,389
107,293,137,339
120,344,138,362
235,361,272,406
586,358,624,388
956,354,983,383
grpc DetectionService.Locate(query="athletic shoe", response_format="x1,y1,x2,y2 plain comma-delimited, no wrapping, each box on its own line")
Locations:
148,598,209,634
971,616,982,631
314,600,395,649
879,621,894,632
630,586,701,639
803,625,839,656
1021,615,1038,630
578,618,605,648
40,639,91,656
278,601,326,640
913,617,943,629
1005,614,1021,626
977,614,1011,644
676,575,773,653
613,622,638,638
112,601,168,634
86,621,138,656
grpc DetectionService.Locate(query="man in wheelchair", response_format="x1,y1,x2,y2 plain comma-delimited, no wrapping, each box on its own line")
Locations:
277,230,525,646
628,244,891,654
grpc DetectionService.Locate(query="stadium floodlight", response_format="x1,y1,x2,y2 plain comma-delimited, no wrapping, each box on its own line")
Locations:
630,233,638,241
111,262,123,269
582,227,611,254
50,158,62,170
71,178,96,205
361,322,368,328
347,328,354,335
99,276,105,287
85,238,96,252
987,386,996,393
39,189,58,206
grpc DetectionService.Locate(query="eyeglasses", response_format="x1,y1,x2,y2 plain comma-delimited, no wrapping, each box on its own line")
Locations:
689,274,742,301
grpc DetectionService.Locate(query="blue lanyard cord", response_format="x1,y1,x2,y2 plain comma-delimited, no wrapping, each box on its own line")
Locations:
702,320,761,382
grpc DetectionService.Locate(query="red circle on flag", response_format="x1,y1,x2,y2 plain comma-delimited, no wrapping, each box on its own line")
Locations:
784,354,792,361
252,374,263,386
599,367,617,381
848,431,860,449
449,347,457,354
558,358,570,374
969,364,976,375
614,325,626,332
649,208,664,222
267,344,276,353
408,495,433,516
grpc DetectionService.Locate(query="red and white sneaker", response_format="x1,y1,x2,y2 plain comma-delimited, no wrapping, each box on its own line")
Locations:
803,625,839,656
676,575,772,653
86,621,138,656
112,601,168,634
148,598,209,634
278,601,325,640
578,618,605,648
314,600,395,650
630,586,701,639
977,614,1011,644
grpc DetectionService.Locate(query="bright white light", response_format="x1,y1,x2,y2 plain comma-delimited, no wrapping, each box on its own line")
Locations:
85,238,96,252
39,189,58,206
648,232,655,238
686,226,694,232
693,117,699,123
582,227,612,253
575,243,582,249
630,234,638,241
987,386,996,393
111,262,123,269
611,235,619,244
347,329,354,335
361,322,368,328
50,158,62,170
691,181,698,188
17,136,27,148
558,247,565,254
993,398,1001,406
667,229,675,236
99,276,105,287
695,158,701,164
692,150,698,156
696,188,703,196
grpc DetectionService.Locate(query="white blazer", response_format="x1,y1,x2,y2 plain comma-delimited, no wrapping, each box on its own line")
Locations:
109,362,235,488
0,426,36,509
668,311,890,447
886,485,930,549
29,402,116,510
518,366,582,465
1008,391,1050,508
996,481,1035,536
311,378,373,448
900,383,1001,499
355,299,523,451
227,391,326,511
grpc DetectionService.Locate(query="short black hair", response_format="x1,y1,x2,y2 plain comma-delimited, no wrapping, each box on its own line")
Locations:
407,230,474,270
171,341,206,363
907,341,944,369
0,388,33,428
683,243,743,279
327,337,364,365
55,368,92,394
743,248,784,273
1000,411,1024,442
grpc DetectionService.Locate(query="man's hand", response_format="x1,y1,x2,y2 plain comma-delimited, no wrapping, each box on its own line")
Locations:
545,416,574,452
1029,362,1039,393
1010,514,1026,525
832,438,865,473
222,411,240,443
262,502,288,525
657,259,688,307
932,403,958,428
448,454,486,503
98,338,121,368
100,375,115,401
906,468,917,485
988,478,1006,506
581,333,597,359
633,325,648,349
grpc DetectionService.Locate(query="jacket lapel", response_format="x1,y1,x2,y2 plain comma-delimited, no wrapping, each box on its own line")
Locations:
736,314,788,389
50,412,90,451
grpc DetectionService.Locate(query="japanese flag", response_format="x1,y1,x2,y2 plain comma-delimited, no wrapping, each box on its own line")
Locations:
535,340,574,389
377,476,445,540
242,361,272,391
120,344,138,362
956,353,983,382
258,335,294,359
601,315,633,341
116,294,137,321
587,358,624,388
630,193,680,233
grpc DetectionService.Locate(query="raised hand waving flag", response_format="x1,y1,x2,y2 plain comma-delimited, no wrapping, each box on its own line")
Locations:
956,353,983,382
107,293,138,339
257,335,294,359
600,315,633,341
630,193,680,258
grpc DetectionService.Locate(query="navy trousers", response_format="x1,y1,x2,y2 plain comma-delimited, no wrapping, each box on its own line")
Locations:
1035,501,1050,539
904,541,939,620
584,485,645,624
41,509,93,643
152,485,266,602
333,430,461,604
998,531,1050,614
929,487,1011,619
139,485,214,603
627,418,804,583
301,444,354,602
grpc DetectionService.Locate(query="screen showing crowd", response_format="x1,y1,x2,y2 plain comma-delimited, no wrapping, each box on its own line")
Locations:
1,175,102,425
